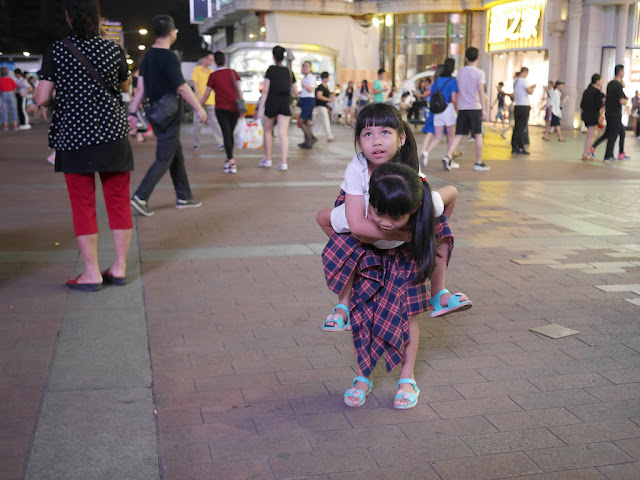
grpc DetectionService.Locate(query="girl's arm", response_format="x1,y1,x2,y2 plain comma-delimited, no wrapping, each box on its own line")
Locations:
256,78,270,119
345,194,410,242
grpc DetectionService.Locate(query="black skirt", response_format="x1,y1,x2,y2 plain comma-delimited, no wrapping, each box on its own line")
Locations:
55,137,134,174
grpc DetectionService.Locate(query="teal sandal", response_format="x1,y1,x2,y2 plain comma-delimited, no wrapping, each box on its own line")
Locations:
344,376,373,408
429,289,472,318
323,303,351,331
394,378,420,410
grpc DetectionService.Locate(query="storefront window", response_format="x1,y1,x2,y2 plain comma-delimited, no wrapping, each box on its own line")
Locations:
233,15,265,43
385,13,466,85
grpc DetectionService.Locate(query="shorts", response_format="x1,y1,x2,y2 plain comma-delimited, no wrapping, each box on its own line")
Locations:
495,106,504,121
298,97,315,120
550,114,561,127
433,102,456,127
545,106,552,122
455,109,483,136
264,96,291,118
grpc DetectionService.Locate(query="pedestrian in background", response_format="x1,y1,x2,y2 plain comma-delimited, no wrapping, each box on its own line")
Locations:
511,67,536,155
199,51,243,173
543,81,566,142
13,68,32,130
491,82,507,135
580,73,604,161
631,90,640,138
420,58,458,169
36,0,133,291
442,47,490,171
313,71,335,143
256,45,298,171
297,60,316,149
372,68,388,103
0,67,19,130
591,64,628,162
357,79,370,112
129,14,207,216
190,51,224,151
542,80,554,137
343,81,355,126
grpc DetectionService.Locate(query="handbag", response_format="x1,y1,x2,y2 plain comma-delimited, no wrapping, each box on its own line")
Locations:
231,69,247,114
144,93,179,131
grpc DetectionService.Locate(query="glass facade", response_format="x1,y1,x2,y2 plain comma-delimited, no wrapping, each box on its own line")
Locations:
382,12,468,85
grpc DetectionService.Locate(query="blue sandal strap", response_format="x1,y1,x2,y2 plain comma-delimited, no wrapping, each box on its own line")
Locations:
334,304,351,325
323,304,351,329
397,378,418,390
353,376,373,392
429,289,450,308
446,293,466,309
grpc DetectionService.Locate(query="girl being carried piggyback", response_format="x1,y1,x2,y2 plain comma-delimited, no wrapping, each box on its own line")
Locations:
317,103,471,409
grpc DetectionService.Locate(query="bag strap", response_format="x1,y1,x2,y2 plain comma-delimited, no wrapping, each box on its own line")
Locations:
62,38,119,100
433,76,452,94
230,69,242,101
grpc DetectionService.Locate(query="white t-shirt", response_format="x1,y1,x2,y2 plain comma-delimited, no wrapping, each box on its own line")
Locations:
513,77,532,106
300,73,315,98
551,89,562,118
456,65,485,110
330,153,444,249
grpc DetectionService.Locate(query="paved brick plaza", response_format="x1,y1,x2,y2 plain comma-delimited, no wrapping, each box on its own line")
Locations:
1,121,639,480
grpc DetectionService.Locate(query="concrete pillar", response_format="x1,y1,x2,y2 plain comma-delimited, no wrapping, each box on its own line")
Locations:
547,21,566,83
616,3,630,65
563,0,582,128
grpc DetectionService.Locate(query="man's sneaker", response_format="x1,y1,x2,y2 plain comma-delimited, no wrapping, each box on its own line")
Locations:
277,163,288,171
259,158,272,168
299,143,312,149
18,124,32,130
466,136,475,142
603,157,617,162
218,145,225,151
193,144,200,151
420,151,429,167
131,195,154,216
224,162,237,174
449,160,460,169
618,153,630,160
442,155,452,171
176,198,203,209
473,162,491,171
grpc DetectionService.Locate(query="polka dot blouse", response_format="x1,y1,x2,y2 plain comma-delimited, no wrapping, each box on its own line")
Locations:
40,35,130,151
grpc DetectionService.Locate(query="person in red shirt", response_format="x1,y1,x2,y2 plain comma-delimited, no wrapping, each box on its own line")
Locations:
200,51,243,173
0,67,19,130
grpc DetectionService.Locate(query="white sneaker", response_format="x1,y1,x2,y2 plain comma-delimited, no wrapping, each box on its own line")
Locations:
421,151,429,167
19,124,32,130
449,160,460,169
466,136,474,142
473,162,491,171
277,163,288,171
442,155,452,171
259,159,272,168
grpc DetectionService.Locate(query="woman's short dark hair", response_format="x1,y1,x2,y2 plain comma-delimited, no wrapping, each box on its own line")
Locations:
273,45,285,63
66,0,101,37
151,15,176,39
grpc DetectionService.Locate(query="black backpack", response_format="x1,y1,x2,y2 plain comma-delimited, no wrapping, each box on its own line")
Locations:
430,77,453,114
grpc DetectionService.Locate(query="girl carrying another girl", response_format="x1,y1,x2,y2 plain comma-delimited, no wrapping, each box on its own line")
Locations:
316,103,471,409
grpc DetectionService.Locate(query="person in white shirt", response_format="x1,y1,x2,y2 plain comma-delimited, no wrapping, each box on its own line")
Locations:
297,61,316,149
443,47,490,171
511,67,536,154
543,81,566,142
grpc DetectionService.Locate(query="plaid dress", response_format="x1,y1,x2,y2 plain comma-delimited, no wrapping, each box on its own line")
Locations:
323,191,453,378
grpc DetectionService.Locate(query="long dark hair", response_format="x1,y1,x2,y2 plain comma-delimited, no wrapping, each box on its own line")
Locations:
360,79,369,93
369,163,437,284
440,58,456,77
66,0,101,37
354,103,419,172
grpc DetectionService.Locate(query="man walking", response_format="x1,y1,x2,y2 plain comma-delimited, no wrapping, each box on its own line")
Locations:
128,15,207,216
443,47,490,171
511,67,536,155
372,69,388,103
592,64,628,162
297,61,316,149
190,52,223,151
313,72,335,143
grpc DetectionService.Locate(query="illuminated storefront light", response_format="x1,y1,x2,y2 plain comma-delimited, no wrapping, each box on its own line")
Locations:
487,0,546,52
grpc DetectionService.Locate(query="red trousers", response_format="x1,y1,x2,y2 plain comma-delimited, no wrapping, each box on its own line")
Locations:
65,171,133,236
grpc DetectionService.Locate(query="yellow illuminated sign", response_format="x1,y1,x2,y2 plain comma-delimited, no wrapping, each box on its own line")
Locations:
487,0,545,52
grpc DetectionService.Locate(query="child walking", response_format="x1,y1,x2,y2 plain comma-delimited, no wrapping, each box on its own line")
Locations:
318,103,471,409
317,103,470,333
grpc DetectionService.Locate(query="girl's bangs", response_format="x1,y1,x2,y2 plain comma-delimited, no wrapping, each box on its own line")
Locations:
355,104,401,135
369,180,412,217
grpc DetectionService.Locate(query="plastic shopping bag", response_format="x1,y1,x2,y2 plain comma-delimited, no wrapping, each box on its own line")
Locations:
236,118,263,149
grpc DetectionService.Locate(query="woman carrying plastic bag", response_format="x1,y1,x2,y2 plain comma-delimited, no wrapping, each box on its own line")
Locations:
236,117,264,150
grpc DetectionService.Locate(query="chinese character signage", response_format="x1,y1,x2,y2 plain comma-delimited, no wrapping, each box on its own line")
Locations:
487,0,546,52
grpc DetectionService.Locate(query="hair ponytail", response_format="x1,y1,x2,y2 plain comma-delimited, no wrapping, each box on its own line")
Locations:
369,163,437,284
411,179,437,284
395,121,419,173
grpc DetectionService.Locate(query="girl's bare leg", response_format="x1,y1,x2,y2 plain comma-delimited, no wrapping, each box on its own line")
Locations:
263,116,275,161
277,114,290,166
